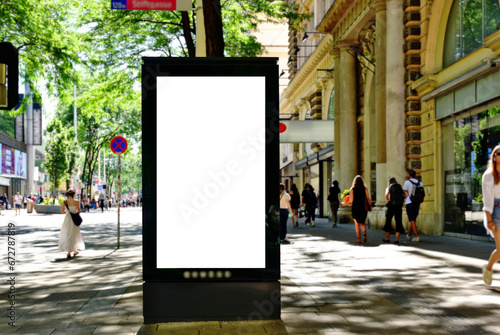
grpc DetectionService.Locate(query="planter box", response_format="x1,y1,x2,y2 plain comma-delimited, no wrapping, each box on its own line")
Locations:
35,204,63,214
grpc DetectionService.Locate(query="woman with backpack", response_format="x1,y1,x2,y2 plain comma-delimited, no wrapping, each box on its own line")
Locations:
403,169,423,242
382,177,405,244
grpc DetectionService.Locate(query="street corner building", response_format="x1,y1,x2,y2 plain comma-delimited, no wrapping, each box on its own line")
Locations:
280,0,500,239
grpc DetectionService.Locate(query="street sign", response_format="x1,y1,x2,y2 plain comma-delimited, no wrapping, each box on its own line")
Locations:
110,136,128,154
111,0,192,11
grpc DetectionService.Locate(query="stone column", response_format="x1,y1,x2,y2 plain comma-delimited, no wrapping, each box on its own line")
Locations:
339,44,358,191
385,0,406,186
375,0,388,205
332,48,341,188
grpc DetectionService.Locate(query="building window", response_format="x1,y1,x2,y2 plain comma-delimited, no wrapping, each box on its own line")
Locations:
442,104,500,236
328,88,334,120
443,0,500,67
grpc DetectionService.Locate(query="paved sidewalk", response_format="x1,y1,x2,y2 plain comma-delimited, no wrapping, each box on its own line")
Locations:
1,209,500,334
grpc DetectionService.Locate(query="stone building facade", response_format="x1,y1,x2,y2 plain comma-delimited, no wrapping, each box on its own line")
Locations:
280,0,500,238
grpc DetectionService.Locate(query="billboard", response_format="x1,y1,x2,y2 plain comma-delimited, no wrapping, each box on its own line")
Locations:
142,57,280,322
0,143,26,179
156,76,266,269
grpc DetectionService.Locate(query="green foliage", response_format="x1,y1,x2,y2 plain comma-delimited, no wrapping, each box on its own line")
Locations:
341,189,350,199
454,124,471,170
42,118,77,195
0,0,80,107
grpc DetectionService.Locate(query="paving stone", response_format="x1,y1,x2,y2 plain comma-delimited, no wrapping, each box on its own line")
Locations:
3,211,500,334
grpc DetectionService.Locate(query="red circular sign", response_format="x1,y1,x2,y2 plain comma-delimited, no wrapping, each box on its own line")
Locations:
110,136,128,154
279,122,287,133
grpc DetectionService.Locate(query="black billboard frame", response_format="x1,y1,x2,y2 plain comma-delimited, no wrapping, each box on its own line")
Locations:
142,57,281,323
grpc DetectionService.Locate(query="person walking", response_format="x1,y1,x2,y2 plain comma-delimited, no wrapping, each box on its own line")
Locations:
382,177,406,244
280,184,293,244
58,190,85,258
349,175,372,244
328,180,341,228
0,193,6,210
99,195,105,212
13,192,22,215
403,169,422,242
302,184,318,227
289,184,301,227
481,145,500,285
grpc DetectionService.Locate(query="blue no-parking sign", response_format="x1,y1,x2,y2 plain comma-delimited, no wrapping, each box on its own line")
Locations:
110,136,128,154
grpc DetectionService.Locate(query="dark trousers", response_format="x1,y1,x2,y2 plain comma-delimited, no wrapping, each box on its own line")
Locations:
383,205,405,233
305,205,315,223
330,200,340,223
280,209,289,240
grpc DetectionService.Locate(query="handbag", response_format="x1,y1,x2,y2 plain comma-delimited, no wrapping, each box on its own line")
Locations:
65,201,83,226
364,194,372,212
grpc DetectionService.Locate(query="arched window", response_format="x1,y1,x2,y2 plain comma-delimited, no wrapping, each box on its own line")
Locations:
328,88,334,120
443,0,500,67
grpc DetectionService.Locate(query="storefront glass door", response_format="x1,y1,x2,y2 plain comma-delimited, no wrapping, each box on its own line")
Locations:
443,105,500,236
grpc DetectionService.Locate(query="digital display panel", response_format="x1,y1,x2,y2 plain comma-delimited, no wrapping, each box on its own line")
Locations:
156,76,266,269
142,58,280,282
2,144,14,175
14,149,26,179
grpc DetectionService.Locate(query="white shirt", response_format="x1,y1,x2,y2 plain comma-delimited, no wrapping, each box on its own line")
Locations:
403,178,423,205
280,192,291,209
14,195,22,205
482,170,500,237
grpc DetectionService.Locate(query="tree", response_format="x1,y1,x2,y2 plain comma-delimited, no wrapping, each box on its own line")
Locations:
0,0,81,106
55,69,141,198
105,148,142,196
203,0,224,56
43,118,76,195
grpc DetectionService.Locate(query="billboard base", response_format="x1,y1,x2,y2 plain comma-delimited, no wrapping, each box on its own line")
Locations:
143,281,280,323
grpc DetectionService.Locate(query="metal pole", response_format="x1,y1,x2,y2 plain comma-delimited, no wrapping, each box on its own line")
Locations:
117,154,121,249
26,83,34,196
196,2,206,57
73,84,78,195
104,149,106,197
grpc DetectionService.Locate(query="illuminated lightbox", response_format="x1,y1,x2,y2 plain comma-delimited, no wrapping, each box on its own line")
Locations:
142,58,280,283
156,76,266,269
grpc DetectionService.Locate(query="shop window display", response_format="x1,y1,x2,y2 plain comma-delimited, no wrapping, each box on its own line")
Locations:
443,105,500,236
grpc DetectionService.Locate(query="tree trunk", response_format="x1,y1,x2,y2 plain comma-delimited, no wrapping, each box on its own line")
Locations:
202,0,224,57
181,11,195,57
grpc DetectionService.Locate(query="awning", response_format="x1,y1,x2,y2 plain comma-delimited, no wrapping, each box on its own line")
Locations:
295,146,334,170
0,176,11,186
279,120,334,143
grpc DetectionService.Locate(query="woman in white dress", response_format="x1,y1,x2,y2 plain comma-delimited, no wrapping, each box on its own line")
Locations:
58,190,85,258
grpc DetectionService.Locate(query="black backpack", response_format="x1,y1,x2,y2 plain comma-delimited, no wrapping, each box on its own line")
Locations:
409,179,425,204
389,183,405,207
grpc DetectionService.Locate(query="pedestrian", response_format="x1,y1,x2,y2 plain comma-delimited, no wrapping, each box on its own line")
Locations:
302,183,318,227
328,180,341,228
280,184,293,244
58,189,85,258
481,145,500,285
0,193,6,210
23,194,27,209
13,192,22,215
289,184,301,227
99,195,105,212
403,169,422,242
349,175,372,244
382,177,405,244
